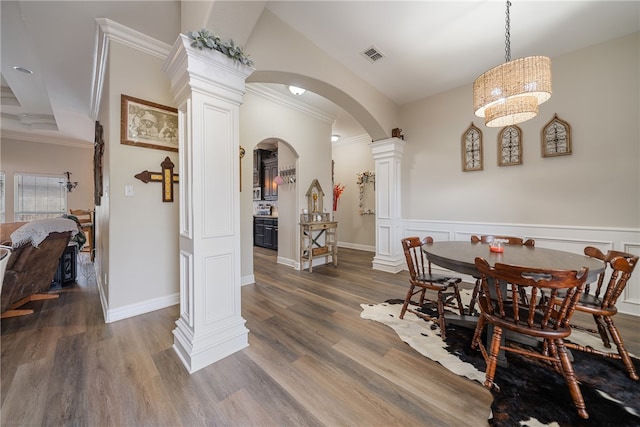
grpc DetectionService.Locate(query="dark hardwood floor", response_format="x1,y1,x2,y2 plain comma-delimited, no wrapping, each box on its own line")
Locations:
1,247,637,426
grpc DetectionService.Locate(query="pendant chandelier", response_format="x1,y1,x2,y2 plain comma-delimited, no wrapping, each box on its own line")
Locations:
473,1,552,127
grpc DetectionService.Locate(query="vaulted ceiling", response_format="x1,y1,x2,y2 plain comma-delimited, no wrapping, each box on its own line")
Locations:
1,1,638,145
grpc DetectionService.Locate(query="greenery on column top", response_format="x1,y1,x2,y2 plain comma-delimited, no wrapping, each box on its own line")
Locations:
187,29,254,67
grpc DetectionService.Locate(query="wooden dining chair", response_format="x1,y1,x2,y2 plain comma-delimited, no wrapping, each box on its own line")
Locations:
468,235,535,316
471,257,590,419
470,234,535,247
70,209,94,260
564,246,639,380
400,236,464,341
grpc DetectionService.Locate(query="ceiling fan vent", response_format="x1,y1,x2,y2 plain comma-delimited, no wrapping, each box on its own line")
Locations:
361,45,385,63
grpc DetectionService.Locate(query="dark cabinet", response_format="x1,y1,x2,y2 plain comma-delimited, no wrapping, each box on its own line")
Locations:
262,157,278,201
253,149,266,189
252,149,278,201
254,218,265,247
254,217,277,250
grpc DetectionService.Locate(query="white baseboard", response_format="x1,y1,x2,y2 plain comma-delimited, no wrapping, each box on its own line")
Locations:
104,292,179,323
241,274,255,286
338,241,375,252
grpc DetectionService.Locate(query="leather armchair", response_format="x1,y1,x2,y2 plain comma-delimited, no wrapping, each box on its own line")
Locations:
1,219,76,317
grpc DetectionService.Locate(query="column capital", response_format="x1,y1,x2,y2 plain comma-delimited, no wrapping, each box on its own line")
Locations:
163,34,255,105
370,137,406,160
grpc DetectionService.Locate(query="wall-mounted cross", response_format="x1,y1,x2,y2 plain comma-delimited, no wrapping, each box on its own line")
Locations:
134,156,179,202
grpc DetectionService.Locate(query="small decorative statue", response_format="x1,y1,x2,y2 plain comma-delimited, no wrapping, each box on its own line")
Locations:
392,128,404,140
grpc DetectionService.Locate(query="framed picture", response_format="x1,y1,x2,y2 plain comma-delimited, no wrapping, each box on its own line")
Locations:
542,114,572,157
121,94,178,152
498,125,523,166
462,122,483,172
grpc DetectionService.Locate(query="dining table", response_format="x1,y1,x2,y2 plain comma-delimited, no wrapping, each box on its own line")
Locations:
423,240,604,282
422,240,605,364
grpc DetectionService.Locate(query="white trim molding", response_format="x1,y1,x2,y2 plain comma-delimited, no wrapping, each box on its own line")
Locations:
91,18,172,119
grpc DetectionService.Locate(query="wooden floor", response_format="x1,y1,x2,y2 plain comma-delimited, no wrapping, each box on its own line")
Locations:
1,248,638,426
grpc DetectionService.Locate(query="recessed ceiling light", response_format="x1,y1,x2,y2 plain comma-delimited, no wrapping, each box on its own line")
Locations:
331,135,340,142
13,66,33,74
288,86,306,96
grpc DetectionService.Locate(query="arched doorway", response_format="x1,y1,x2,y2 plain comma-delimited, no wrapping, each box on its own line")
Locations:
251,137,299,268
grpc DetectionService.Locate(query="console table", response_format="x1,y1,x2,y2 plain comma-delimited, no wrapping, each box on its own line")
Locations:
299,217,338,273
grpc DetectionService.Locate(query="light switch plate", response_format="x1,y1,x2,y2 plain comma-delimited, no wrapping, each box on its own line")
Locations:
125,185,134,196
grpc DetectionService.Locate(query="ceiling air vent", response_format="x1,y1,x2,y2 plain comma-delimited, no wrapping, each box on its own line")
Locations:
361,45,385,63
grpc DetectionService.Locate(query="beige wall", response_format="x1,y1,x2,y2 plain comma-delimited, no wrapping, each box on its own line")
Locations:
332,136,376,250
101,42,179,313
274,141,297,262
399,32,639,228
1,139,93,223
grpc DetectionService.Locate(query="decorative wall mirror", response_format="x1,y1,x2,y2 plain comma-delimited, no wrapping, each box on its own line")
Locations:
498,125,523,166
462,122,483,171
542,114,572,157
357,171,375,215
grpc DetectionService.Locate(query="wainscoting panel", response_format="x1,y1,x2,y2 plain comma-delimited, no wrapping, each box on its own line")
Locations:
201,101,234,238
402,219,640,316
204,252,234,324
376,225,392,256
179,249,193,325
178,105,192,239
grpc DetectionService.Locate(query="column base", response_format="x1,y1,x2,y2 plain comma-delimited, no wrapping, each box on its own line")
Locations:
172,316,249,374
372,254,405,273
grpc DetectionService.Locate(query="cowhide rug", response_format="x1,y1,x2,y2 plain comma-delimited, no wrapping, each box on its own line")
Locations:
361,296,640,427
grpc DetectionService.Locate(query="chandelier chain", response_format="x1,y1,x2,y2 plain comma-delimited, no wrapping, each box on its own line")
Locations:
504,0,511,62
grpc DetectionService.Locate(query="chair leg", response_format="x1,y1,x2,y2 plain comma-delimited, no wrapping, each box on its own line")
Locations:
556,339,589,419
1,309,35,318
436,290,447,341
593,314,612,348
453,285,464,316
468,278,480,316
483,325,503,391
604,316,639,380
418,288,427,306
399,284,416,319
1,293,59,318
471,315,485,350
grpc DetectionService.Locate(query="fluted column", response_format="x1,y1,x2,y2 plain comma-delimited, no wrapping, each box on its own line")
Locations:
370,138,406,273
163,34,254,373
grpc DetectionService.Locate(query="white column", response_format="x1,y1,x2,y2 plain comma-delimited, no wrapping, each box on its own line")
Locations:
163,34,254,373
370,138,406,273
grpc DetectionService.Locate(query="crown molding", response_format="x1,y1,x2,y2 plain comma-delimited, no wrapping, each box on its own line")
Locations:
332,133,371,147
1,129,92,148
246,84,335,124
96,18,172,59
1,113,58,131
90,18,172,119
1,86,20,106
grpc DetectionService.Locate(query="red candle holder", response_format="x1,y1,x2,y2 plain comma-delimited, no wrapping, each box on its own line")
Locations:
489,243,504,253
